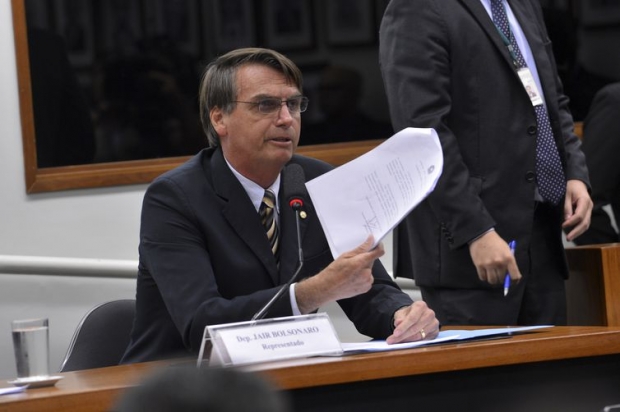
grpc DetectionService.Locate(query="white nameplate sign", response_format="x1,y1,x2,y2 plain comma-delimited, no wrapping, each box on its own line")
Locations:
197,313,343,367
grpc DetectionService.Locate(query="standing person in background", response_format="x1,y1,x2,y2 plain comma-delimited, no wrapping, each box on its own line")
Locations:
121,47,439,364
573,82,620,245
379,0,592,326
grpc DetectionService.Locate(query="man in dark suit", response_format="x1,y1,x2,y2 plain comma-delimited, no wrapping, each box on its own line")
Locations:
573,82,620,245
122,48,439,363
379,0,592,326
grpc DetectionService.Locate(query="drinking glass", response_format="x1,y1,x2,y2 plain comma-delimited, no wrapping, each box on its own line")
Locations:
11,318,50,379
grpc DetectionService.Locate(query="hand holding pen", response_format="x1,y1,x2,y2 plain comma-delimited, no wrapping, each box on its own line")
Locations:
468,230,522,285
504,240,517,297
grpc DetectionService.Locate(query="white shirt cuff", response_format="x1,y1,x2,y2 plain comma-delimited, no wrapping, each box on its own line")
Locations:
289,283,302,316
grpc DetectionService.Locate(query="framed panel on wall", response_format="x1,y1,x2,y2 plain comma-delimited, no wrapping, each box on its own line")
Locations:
326,0,375,46
208,0,257,54
24,0,51,29
100,0,143,55
144,0,201,56
262,0,315,51
12,0,384,193
54,0,94,66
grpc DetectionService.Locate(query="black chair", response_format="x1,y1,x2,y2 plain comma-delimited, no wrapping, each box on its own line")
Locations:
60,299,135,372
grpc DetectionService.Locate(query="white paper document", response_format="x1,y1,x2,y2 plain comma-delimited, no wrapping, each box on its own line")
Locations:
339,334,461,354
306,127,443,258
0,385,27,396
340,325,553,354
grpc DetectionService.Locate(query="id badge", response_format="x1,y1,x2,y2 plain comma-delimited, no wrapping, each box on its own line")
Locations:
517,68,543,106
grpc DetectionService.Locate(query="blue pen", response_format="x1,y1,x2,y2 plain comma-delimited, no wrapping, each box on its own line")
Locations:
503,240,516,297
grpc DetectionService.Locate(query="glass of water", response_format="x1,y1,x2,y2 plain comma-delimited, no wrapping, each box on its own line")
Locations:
11,318,50,379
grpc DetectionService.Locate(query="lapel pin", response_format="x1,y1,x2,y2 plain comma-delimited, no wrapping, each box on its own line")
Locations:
300,211,307,219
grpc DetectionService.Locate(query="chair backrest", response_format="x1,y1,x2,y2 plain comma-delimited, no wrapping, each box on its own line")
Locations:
60,299,135,372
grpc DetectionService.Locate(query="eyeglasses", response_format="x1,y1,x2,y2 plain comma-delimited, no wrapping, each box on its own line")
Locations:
233,96,309,115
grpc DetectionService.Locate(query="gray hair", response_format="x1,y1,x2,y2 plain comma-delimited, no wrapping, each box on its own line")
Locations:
199,48,304,147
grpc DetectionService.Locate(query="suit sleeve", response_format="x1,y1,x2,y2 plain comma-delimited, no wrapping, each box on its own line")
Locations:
573,84,620,244
339,260,414,339
379,0,495,248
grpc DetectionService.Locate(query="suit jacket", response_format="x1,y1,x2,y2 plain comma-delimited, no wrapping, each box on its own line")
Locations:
574,82,620,245
122,147,412,363
379,0,589,288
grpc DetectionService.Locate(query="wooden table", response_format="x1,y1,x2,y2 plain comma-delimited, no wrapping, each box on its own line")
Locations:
566,243,620,326
2,326,620,412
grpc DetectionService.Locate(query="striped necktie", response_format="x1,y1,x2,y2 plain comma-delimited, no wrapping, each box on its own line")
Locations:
491,0,566,205
259,189,279,258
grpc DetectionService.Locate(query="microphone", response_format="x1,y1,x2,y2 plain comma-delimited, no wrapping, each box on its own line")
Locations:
252,164,307,321
285,163,306,209
283,163,306,263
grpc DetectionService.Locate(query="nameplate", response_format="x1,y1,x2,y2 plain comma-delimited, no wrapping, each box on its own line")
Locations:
198,313,342,367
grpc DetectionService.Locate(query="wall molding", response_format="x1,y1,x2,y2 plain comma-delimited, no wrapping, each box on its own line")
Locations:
0,255,137,278
0,255,418,293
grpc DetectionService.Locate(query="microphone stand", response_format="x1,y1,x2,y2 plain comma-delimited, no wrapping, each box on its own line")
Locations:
251,203,304,321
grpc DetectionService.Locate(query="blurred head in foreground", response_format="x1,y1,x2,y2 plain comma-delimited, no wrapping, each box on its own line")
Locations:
111,364,291,412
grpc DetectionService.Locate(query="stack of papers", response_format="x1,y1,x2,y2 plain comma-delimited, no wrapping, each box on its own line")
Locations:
306,127,443,258
340,325,553,354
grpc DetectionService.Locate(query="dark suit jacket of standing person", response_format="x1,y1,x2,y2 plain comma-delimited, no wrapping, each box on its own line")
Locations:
121,147,413,363
379,0,589,289
573,82,620,245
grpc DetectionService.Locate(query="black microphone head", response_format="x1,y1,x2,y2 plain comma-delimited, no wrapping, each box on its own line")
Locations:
283,164,307,210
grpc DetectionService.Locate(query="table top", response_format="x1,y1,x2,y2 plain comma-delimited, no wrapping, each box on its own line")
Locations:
248,325,620,389
2,326,620,411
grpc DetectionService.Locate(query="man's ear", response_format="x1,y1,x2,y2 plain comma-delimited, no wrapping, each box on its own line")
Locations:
210,107,227,137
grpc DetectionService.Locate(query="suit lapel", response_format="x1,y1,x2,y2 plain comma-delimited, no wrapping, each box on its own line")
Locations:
460,0,516,70
211,150,280,284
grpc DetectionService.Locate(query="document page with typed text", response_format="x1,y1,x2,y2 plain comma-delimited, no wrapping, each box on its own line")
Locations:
306,127,443,258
